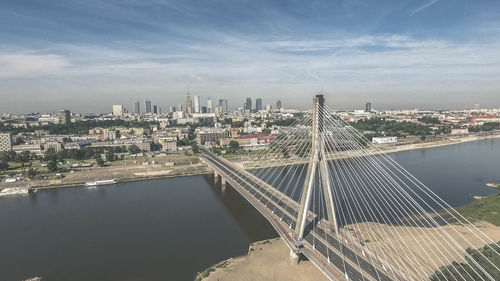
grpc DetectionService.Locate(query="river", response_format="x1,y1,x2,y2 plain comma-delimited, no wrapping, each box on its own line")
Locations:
0,139,499,281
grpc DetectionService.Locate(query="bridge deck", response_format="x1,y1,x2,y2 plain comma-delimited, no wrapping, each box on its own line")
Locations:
202,150,399,281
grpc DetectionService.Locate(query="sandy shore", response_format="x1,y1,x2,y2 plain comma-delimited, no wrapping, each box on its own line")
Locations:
196,238,328,281
197,221,500,281
345,221,500,280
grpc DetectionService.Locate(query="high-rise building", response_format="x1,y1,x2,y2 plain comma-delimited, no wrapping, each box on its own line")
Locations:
145,100,152,113
170,106,176,113
185,92,192,114
112,105,124,116
276,99,282,110
193,95,200,113
265,104,271,111
153,105,158,114
207,98,213,113
245,97,252,111
474,104,480,110
178,104,183,112
0,133,12,152
134,101,140,113
59,110,71,124
255,98,263,111
201,106,207,113
365,102,372,112
219,99,228,113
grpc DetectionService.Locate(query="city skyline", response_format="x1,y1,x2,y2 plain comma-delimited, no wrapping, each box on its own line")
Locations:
1,0,500,113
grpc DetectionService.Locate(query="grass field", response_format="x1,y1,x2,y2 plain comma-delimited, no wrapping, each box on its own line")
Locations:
456,185,500,226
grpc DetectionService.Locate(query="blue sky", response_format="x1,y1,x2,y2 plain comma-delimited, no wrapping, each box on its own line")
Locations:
1,0,500,113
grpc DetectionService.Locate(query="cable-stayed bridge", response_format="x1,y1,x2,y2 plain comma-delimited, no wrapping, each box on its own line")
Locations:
201,95,500,281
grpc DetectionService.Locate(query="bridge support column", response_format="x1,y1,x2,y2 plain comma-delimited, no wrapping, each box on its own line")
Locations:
289,250,299,265
221,177,226,192
213,170,219,183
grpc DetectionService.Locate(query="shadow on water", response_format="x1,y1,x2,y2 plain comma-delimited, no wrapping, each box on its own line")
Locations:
202,174,278,242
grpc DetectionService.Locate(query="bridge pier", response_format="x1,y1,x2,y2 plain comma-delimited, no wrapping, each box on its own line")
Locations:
289,250,300,265
221,177,226,192
213,170,219,183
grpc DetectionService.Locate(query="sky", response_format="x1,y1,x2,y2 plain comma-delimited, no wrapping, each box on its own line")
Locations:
1,0,500,113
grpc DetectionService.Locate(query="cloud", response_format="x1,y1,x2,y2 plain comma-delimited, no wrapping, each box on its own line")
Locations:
410,0,440,16
0,52,70,79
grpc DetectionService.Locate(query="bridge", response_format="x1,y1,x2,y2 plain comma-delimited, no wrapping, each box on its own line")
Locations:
201,95,500,281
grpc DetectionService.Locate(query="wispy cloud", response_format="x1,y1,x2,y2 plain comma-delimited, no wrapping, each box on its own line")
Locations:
0,53,70,79
410,0,440,16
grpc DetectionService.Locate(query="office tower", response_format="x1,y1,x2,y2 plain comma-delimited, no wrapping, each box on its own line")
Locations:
207,98,213,113
158,107,162,115
0,133,12,152
178,104,183,112
153,105,158,114
112,105,124,116
255,98,263,111
193,95,200,113
185,92,192,114
474,104,480,110
202,106,207,113
365,102,372,112
219,99,228,113
59,110,71,124
245,97,252,111
145,100,152,113
170,106,175,113
265,104,271,111
134,101,140,113
276,99,282,110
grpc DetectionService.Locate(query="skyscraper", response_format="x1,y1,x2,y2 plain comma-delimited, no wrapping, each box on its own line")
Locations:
185,92,192,114
59,110,71,124
193,95,200,113
207,98,213,113
134,101,140,113
145,100,152,113
276,99,282,110
365,102,372,112
245,97,252,111
474,104,480,110
153,105,158,114
219,99,228,113
255,98,263,111
170,106,176,113
201,106,207,113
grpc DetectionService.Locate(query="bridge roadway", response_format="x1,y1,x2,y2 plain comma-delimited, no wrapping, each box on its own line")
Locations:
201,150,396,281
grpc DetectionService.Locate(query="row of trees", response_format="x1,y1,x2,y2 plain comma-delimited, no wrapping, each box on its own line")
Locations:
352,118,434,138
430,242,500,281
469,122,500,133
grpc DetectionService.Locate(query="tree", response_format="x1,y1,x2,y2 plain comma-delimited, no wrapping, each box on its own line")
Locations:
229,140,240,149
17,150,31,167
151,142,163,151
128,144,141,154
191,142,199,153
0,161,8,170
26,167,38,179
96,157,105,167
115,130,121,139
47,160,58,172
105,149,115,162
43,148,57,162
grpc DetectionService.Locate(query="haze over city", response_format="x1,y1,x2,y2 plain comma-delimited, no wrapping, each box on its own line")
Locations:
1,0,500,113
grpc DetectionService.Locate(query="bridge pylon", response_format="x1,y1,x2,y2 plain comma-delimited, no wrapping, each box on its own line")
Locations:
294,95,339,241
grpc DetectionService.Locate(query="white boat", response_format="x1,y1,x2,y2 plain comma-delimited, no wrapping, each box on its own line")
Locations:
0,187,29,197
84,179,117,187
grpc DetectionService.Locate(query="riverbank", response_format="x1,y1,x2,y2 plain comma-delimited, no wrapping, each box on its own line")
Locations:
237,132,500,169
195,238,328,281
0,162,210,191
